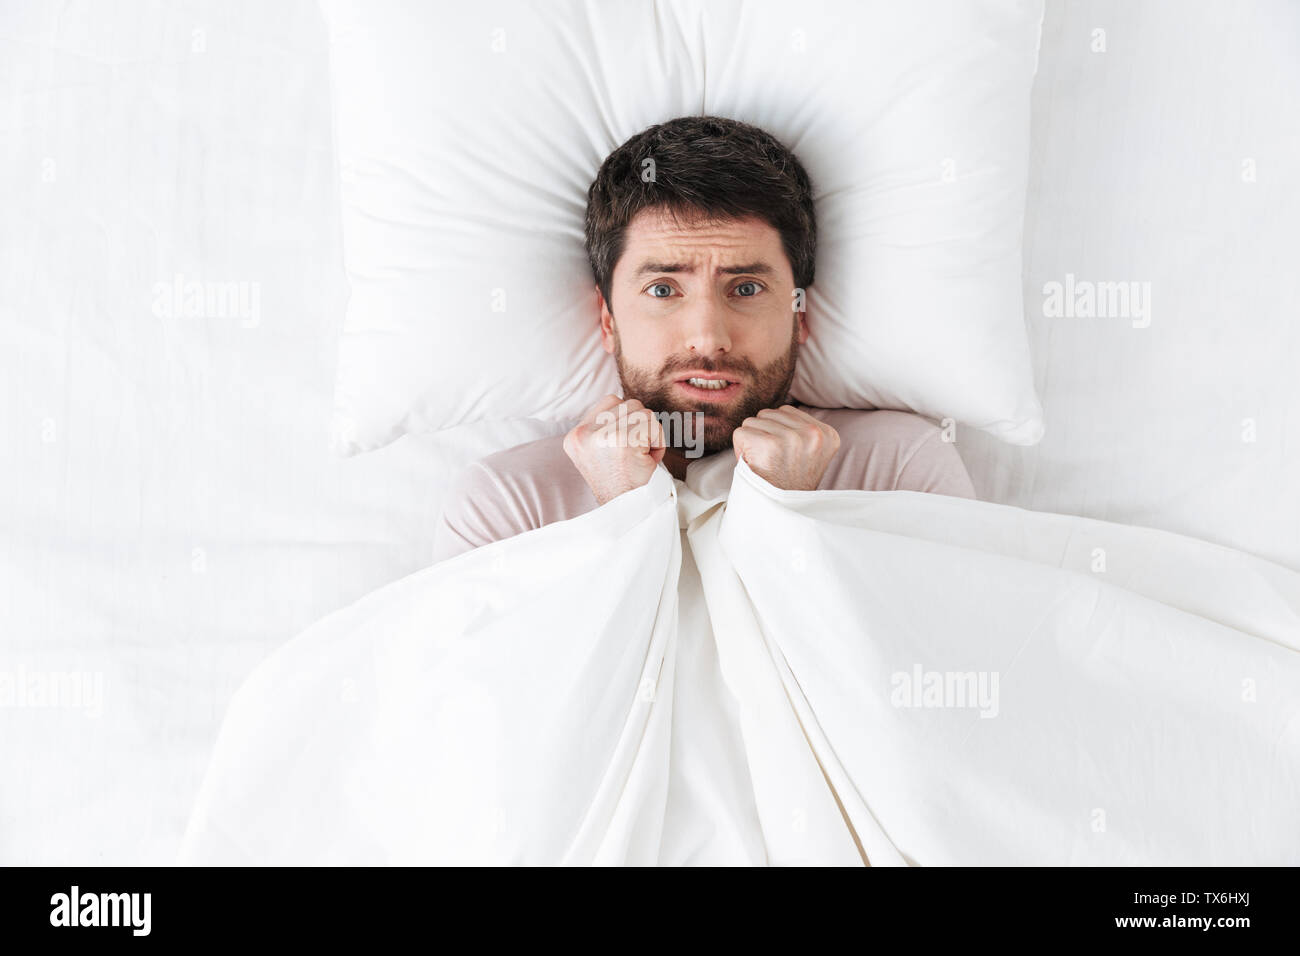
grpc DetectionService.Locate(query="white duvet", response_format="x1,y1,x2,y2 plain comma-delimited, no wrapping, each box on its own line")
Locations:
178,454,1300,865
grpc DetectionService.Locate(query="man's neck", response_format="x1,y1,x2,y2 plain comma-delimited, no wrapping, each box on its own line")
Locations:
662,447,693,481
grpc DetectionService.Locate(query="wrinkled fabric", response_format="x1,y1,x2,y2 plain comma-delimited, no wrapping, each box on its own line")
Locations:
179,454,1300,865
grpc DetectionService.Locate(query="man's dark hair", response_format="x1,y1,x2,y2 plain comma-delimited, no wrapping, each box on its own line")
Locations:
583,115,816,310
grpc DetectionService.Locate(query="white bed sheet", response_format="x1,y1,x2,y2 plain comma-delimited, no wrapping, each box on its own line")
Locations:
0,0,569,864
961,0,1300,571
175,455,1300,865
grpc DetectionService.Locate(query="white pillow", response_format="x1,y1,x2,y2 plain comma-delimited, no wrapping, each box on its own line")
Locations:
321,0,1046,455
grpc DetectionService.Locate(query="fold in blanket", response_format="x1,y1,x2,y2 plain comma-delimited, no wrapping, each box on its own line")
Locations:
179,455,1300,865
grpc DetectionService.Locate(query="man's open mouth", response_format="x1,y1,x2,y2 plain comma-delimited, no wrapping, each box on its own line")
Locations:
675,375,741,399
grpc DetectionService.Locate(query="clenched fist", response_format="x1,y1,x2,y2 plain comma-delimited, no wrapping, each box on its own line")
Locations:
563,394,667,506
733,404,841,491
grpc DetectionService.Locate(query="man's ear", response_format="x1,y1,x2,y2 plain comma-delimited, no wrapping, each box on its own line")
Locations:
597,286,616,355
795,298,810,345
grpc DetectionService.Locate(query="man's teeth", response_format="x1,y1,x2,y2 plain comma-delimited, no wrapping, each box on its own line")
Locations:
687,378,731,389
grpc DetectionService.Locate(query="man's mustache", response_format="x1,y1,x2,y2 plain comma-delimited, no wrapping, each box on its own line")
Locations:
662,361,754,378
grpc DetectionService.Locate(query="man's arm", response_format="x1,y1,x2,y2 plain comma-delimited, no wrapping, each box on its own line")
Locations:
431,461,530,563
431,432,603,564
894,427,978,499
807,408,977,499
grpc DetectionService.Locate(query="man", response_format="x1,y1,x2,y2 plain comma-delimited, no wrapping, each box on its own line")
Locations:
433,115,975,564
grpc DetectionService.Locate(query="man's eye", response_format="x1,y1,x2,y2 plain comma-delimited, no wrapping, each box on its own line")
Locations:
733,281,763,297
647,283,675,299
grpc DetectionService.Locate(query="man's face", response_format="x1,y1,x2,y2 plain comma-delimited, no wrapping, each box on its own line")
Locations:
598,207,809,455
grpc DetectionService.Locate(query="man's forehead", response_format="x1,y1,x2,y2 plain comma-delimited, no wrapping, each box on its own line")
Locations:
625,206,774,244
619,208,784,275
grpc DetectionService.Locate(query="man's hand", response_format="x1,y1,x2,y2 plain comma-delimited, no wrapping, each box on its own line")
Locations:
563,394,666,506
733,404,841,491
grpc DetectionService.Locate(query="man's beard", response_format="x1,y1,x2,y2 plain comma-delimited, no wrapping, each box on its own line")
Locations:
611,320,801,455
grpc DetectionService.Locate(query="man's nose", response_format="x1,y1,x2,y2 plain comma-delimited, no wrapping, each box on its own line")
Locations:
680,296,732,355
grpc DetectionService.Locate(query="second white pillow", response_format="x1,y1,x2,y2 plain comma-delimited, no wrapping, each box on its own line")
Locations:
322,0,1046,454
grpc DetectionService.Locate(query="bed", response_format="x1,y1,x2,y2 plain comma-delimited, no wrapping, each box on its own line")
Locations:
1,0,1296,864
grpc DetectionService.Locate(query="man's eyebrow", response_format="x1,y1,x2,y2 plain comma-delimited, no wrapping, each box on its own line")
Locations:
633,261,776,278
